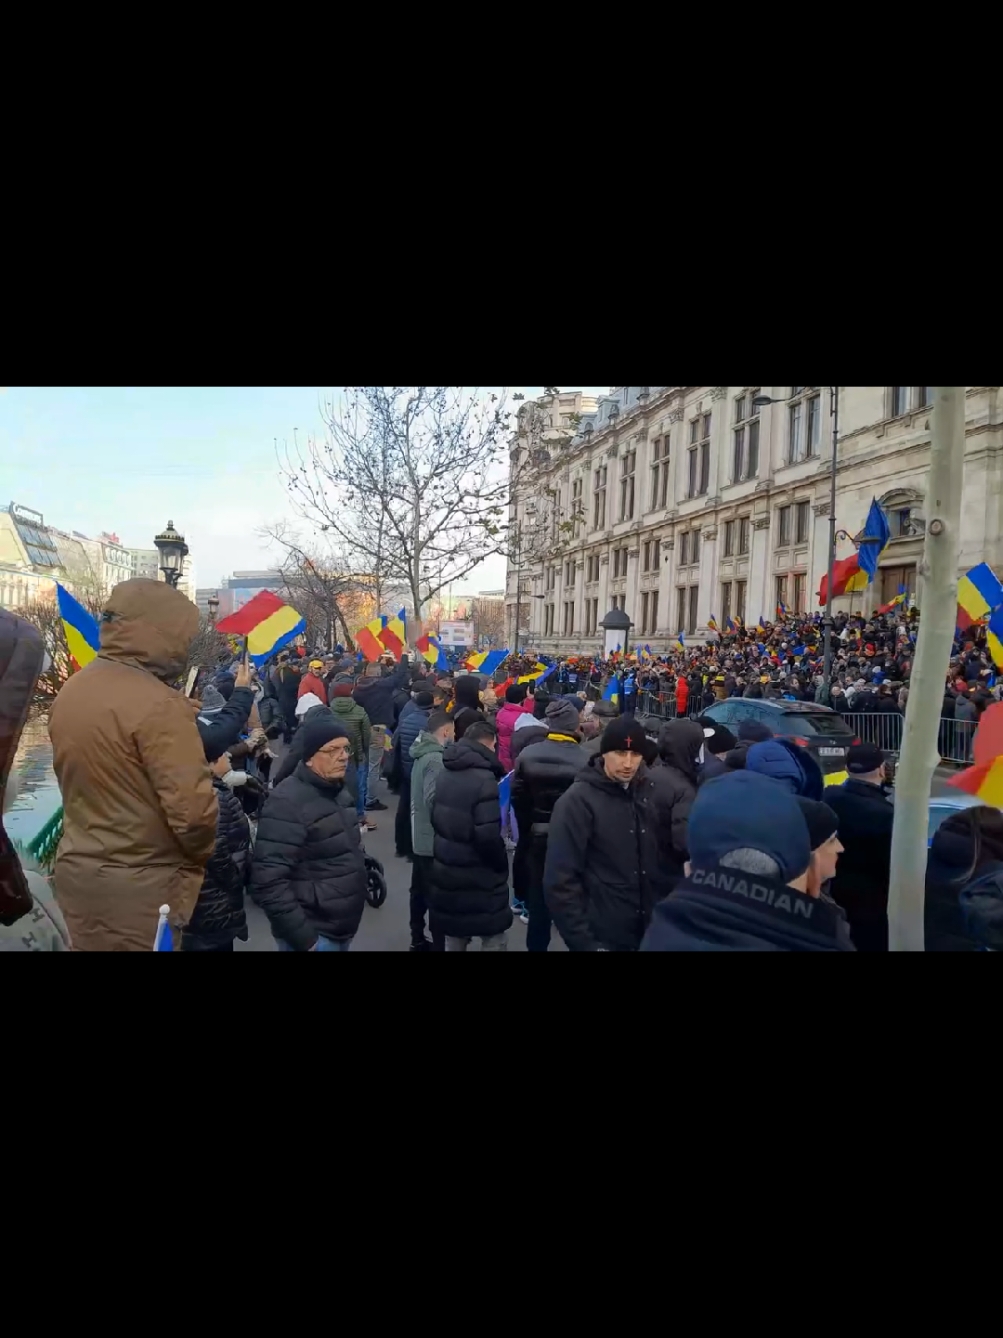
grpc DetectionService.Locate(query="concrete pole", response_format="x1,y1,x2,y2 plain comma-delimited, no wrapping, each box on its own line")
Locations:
888,387,966,951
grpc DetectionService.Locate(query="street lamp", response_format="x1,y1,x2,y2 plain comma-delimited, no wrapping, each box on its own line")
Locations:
153,520,189,589
207,591,219,624
753,389,839,697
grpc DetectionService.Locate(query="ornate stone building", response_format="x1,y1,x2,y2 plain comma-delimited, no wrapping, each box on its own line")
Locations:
505,385,1003,655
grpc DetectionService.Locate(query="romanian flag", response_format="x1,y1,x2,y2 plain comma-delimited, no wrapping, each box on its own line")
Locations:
725,615,737,633
987,608,1003,669
355,615,387,663
56,582,100,671
603,674,620,705
215,590,306,664
706,616,719,633
518,662,556,686
379,608,407,660
949,702,1003,805
776,602,787,618
415,632,448,671
757,615,768,633
465,648,509,675
817,552,869,605
857,497,891,582
669,631,685,653
877,585,907,616
957,562,1003,633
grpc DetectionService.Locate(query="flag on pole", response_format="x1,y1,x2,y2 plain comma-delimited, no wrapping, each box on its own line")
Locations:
415,632,449,671
987,608,1003,669
603,674,620,705
725,615,737,633
56,583,101,671
215,590,306,664
378,608,407,659
669,631,685,653
877,584,907,616
857,497,891,582
957,562,1003,632
706,616,719,633
818,552,870,605
465,648,509,675
153,904,173,952
518,662,557,686
776,602,787,618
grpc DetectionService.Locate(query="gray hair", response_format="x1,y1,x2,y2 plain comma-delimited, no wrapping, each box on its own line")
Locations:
718,848,782,878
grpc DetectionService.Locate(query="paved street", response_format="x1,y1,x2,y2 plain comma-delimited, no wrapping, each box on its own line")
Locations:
238,772,561,952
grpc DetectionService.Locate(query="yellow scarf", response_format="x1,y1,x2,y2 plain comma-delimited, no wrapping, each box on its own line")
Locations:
547,732,578,743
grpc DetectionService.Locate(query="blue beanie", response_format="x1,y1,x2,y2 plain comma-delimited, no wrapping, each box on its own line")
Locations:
745,738,824,800
687,771,811,883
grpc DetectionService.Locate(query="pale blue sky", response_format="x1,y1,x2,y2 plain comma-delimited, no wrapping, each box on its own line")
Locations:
0,387,609,589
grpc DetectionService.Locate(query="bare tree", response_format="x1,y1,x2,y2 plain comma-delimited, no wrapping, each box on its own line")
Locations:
186,617,233,676
472,597,506,648
19,593,104,699
279,387,514,622
261,522,375,650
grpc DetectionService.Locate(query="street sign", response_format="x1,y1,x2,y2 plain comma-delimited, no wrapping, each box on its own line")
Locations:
437,621,475,648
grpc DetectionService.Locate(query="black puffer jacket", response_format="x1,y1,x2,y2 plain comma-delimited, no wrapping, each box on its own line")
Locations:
430,738,511,940
184,780,250,948
250,761,367,949
544,756,665,951
510,722,548,764
354,665,408,730
511,736,590,838
823,778,893,952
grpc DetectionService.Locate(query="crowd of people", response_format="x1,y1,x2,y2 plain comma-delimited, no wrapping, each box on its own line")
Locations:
3,580,1003,953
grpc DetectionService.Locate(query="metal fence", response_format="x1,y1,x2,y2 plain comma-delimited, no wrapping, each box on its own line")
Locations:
840,712,976,765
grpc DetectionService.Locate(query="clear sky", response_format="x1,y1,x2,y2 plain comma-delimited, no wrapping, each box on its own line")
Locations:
0,386,610,591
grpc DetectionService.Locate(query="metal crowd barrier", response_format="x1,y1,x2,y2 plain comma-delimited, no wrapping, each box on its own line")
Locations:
839,712,976,765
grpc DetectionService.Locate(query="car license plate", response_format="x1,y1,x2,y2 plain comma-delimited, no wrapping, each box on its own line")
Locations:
819,747,845,758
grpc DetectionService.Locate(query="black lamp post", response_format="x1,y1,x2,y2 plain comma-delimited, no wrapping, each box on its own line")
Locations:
153,520,189,589
599,606,634,714
753,389,839,696
207,591,219,624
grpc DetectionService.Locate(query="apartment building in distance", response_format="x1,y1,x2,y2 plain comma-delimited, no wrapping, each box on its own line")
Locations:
505,386,1003,655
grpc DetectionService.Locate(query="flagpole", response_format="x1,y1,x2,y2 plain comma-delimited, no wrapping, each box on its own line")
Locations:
822,386,839,697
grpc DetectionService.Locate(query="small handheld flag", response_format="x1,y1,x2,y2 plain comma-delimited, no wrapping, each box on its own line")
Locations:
706,615,719,633
215,590,306,664
153,905,173,953
603,674,620,705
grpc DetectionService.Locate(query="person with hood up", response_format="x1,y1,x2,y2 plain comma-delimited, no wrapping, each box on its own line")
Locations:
511,698,590,951
510,709,548,764
544,717,663,951
495,682,534,773
298,658,329,706
408,709,454,951
0,609,72,951
392,689,434,858
48,578,218,951
823,742,893,952
250,714,367,950
196,667,255,763
181,752,251,952
648,718,704,884
745,735,824,799
675,674,689,719
327,673,374,830
429,718,511,951
923,804,1003,951
640,771,856,952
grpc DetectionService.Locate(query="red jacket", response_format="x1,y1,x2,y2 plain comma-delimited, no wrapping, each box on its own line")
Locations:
297,671,328,704
675,677,689,713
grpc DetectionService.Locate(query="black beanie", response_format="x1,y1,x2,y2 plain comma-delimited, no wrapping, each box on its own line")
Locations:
795,798,839,851
703,723,737,756
737,719,774,742
414,691,434,709
600,716,656,762
299,714,348,761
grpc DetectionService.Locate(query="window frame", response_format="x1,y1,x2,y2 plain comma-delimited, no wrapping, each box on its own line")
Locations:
777,504,792,549
723,519,735,557
795,499,810,546
619,448,637,522
687,413,712,497
738,516,751,555
592,465,607,530
732,389,761,483
687,585,699,636
787,386,821,464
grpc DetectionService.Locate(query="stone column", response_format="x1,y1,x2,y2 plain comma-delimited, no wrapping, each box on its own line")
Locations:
750,515,772,622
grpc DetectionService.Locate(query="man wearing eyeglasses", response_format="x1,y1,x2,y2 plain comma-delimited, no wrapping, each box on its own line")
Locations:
250,716,368,951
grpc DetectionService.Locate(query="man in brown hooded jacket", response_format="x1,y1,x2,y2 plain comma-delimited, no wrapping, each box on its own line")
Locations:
48,579,217,950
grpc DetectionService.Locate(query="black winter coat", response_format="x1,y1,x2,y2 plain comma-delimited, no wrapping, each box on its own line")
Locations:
429,739,511,940
353,666,407,730
394,700,430,777
510,723,548,764
250,762,367,949
184,780,251,948
641,866,856,952
511,736,590,838
196,686,254,763
823,778,893,952
544,757,665,952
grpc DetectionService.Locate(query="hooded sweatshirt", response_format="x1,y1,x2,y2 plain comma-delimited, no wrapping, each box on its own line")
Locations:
745,738,824,800
410,731,447,857
648,719,705,872
48,578,218,950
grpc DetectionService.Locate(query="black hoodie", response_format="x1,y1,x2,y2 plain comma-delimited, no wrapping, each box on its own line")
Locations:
648,719,704,875
429,738,511,939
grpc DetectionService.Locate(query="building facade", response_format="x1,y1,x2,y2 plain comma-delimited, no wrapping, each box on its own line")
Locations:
128,548,161,581
505,385,1003,655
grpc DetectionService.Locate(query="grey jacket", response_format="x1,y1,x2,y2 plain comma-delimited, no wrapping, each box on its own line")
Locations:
410,732,446,858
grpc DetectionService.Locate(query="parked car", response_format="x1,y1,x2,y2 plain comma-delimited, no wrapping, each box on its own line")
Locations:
700,698,856,782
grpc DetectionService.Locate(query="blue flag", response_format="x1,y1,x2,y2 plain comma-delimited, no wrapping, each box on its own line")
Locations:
603,675,621,704
153,906,173,952
858,497,891,581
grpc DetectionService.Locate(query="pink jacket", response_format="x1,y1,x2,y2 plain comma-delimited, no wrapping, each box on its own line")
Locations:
495,699,534,772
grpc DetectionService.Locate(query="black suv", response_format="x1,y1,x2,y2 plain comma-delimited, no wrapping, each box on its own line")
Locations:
699,698,856,780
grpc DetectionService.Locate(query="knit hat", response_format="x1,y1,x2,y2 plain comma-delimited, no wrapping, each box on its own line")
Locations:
688,772,811,882
702,722,737,755
299,714,348,761
330,682,354,698
600,716,657,762
214,672,236,701
334,673,354,684
795,798,840,851
737,719,774,742
200,684,225,712
545,699,581,735
414,691,435,709
847,742,885,774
